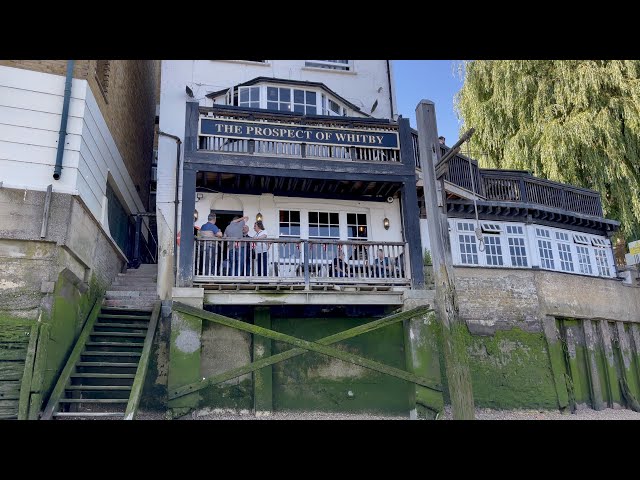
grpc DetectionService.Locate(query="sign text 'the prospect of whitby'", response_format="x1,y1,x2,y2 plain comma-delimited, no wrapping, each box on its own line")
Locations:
200,119,399,149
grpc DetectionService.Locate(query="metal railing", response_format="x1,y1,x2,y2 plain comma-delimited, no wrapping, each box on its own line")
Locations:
193,238,410,286
129,213,158,268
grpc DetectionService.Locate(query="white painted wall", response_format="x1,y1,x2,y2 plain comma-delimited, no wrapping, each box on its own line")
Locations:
194,193,404,243
156,60,399,298
0,65,145,251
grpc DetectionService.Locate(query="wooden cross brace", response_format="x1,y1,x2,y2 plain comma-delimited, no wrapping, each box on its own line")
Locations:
170,302,441,400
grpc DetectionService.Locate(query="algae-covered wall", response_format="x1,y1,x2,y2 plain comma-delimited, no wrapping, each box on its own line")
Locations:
271,314,412,414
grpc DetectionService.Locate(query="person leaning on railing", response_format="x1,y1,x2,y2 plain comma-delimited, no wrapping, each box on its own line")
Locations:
224,215,249,276
198,214,222,275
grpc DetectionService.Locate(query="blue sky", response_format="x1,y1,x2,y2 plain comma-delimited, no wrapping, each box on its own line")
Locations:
393,60,464,146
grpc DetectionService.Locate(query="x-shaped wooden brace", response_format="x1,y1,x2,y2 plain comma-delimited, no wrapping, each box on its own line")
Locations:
169,302,441,400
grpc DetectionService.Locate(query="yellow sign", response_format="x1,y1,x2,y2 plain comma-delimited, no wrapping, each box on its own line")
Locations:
630,240,640,255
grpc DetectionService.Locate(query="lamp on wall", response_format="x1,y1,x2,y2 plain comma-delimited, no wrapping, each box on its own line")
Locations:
256,212,263,222
383,217,390,230
196,193,204,202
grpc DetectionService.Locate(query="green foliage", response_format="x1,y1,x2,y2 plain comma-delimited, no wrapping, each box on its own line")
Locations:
455,60,640,241
423,248,432,266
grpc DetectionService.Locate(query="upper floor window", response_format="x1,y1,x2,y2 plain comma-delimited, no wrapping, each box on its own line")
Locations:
305,60,351,71
322,94,347,116
239,86,260,109
267,86,291,112
347,213,368,239
293,89,317,115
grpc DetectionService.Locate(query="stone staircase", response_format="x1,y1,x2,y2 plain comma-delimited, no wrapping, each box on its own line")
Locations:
105,264,158,310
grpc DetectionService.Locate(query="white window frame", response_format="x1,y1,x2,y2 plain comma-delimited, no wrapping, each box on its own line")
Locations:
238,86,260,109
456,221,479,265
346,213,368,240
484,234,504,266
506,224,528,267
308,211,340,239
305,60,352,71
576,245,593,275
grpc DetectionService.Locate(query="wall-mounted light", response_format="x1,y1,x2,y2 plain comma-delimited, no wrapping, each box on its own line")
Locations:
383,217,390,230
196,193,204,202
256,212,263,222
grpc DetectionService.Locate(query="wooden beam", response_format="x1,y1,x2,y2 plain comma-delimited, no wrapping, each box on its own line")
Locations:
124,301,161,420
17,323,39,420
170,303,438,400
41,298,104,420
416,100,475,419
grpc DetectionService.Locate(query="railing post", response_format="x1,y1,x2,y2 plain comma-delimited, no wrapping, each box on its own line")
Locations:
130,214,142,268
248,139,255,154
303,241,310,289
519,178,528,203
301,143,306,158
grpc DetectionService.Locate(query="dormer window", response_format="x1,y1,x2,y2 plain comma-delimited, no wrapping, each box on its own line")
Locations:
238,86,260,109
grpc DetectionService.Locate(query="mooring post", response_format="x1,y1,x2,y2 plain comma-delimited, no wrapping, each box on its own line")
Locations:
416,100,475,419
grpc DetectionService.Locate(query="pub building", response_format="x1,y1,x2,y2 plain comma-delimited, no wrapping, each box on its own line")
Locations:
155,61,620,416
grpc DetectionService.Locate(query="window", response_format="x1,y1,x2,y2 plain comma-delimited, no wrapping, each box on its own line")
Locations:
508,237,528,267
305,60,351,71
347,213,368,239
592,237,608,248
105,181,130,254
594,249,611,276
576,246,593,274
573,234,589,245
239,86,260,109
536,227,550,238
506,225,524,235
321,94,347,116
267,86,292,112
457,223,478,265
308,212,340,238
555,232,569,242
484,235,504,266
557,243,574,272
537,230,555,270
293,89,317,115
279,210,300,259
481,223,502,233
95,60,111,101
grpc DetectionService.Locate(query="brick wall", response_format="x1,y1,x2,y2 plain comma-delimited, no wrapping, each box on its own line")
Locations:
86,60,159,211
0,60,90,79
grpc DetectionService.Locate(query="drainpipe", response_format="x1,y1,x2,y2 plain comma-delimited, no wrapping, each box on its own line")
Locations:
53,60,75,180
386,60,395,120
158,131,183,287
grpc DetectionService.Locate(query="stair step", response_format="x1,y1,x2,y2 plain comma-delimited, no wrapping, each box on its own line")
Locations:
90,332,147,338
86,342,144,348
106,290,158,296
59,398,128,404
99,314,151,320
100,307,154,314
82,351,142,357
95,322,150,329
53,412,124,417
103,301,155,310
76,362,139,368
107,285,158,291
71,373,136,379
65,385,132,391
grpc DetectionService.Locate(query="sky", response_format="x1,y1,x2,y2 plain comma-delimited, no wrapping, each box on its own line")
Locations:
393,60,465,146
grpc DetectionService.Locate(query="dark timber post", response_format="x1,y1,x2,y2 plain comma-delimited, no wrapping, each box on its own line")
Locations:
253,307,273,415
398,117,425,288
178,167,197,287
416,100,475,419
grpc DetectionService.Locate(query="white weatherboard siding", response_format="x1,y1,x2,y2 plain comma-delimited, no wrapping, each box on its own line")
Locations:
0,65,86,194
0,65,144,234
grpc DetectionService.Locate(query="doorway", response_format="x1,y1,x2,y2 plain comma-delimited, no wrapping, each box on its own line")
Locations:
211,210,244,236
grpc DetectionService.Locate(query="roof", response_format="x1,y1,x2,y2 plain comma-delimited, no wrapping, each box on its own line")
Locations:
205,76,371,117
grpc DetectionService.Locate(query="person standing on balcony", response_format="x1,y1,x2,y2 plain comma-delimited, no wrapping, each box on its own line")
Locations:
372,248,392,278
253,221,269,276
224,215,249,275
199,214,223,275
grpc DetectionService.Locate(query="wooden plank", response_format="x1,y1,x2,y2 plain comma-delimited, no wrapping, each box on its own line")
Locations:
28,393,41,420
582,319,605,410
170,302,437,400
0,362,25,381
18,323,39,419
124,302,161,420
40,297,103,420
541,316,569,409
0,344,28,361
0,324,32,343
0,399,19,418
0,381,21,400
598,320,622,407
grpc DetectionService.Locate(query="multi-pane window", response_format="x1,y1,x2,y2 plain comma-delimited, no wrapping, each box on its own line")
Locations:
278,210,300,259
457,222,478,265
576,246,593,274
482,223,502,233
305,60,351,71
347,213,368,239
538,239,555,269
239,86,260,109
484,235,504,266
321,94,346,116
508,237,528,267
293,90,317,115
594,249,611,276
557,243,574,272
506,225,524,235
536,228,551,238
308,212,339,238
573,234,589,245
267,86,292,112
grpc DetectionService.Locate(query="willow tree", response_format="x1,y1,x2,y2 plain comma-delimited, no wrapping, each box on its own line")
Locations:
455,60,640,241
